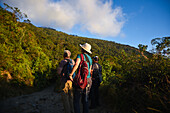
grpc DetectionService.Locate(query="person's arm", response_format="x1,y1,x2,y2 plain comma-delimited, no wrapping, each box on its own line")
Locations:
69,57,80,81
90,65,92,76
72,59,75,66
90,59,93,78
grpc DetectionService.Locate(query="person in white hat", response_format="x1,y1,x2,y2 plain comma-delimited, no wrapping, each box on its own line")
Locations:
69,43,92,113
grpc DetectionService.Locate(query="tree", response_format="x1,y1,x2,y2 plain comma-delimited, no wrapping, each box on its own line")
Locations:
138,44,148,59
151,37,170,56
3,3,31,23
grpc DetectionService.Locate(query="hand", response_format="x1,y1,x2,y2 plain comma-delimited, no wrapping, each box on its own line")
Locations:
69,74,73,81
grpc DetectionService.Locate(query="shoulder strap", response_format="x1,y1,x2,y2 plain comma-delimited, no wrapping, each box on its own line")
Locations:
65,59,73,64
84,54,91,68
68,59,72,63
85,54,92,67
65,59,69,62
80,54,84,61
80,54,91,67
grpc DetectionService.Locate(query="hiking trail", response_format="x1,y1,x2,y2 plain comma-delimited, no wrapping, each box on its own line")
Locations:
0,85,113,113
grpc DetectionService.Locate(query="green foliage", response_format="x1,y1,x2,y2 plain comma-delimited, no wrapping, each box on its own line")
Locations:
102,60,116,85
151,37,170,56
0,6,51,88
100,53,170,113
138,44,148,52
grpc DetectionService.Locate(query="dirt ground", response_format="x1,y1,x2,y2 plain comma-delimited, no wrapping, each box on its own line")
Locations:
0,85,114,113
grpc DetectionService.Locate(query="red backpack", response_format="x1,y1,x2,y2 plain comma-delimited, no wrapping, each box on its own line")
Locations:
73,54,89,90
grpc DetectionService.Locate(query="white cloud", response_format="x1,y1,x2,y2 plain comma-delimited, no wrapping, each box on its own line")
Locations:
2,0,125,37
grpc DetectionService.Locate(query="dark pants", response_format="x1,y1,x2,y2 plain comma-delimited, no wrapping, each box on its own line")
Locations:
73,78,92,113
90,79,100,108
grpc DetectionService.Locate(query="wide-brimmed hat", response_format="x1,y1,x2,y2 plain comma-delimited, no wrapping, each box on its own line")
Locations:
80,43,92,54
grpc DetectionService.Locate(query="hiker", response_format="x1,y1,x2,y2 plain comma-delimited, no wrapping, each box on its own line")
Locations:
57,50,75,113
89,56,102,109
69,43,92,113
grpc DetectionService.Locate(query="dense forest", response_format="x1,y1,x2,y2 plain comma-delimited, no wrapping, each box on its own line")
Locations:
0,4,169,113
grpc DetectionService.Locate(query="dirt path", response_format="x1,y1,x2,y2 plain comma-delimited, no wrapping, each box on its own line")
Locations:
0,85,64,113
0,85,113,113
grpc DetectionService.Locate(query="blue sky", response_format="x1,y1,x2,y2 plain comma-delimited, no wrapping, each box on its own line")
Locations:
112,0,170,51
1,0,170,51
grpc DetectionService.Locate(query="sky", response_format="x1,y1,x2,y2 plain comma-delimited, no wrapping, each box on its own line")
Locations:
0,0,170,51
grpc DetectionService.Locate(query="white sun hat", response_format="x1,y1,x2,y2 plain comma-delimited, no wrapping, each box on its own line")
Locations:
80,43,92,54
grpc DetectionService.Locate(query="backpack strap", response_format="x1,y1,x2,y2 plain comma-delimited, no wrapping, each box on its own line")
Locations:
66,59,71,63
80,54,92,69
80,54,84,61
82,54,91,67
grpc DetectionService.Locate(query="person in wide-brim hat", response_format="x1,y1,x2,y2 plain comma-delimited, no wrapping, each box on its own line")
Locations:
80,43,92,54
69,42,93,113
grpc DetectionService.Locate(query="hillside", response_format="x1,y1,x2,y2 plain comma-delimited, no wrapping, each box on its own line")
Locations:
0,5,147,88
